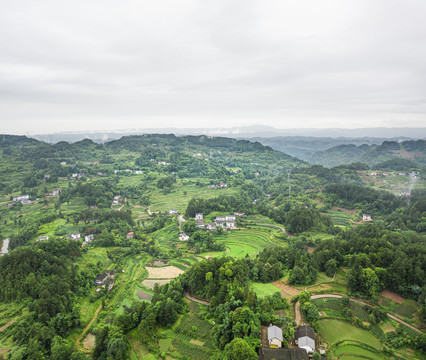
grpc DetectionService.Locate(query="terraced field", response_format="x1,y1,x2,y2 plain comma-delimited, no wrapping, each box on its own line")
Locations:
318,319,382,350
333,342,386,360
327,210,353,227
198,228,276,259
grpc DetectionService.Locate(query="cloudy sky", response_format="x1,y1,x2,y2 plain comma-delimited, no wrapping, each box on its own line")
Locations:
0,0,425,135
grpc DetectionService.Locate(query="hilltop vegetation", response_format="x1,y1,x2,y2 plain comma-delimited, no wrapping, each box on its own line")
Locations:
0,134,424,360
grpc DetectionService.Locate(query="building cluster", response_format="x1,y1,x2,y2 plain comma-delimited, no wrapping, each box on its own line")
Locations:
259,324,324,360
66,233,81,240
49,189,61,196
71,173,85,179
362,214,372,222
11,194,31,205
194,213,236,230
82,234,94,246
114,169,143,174
112,195,121,206
207,181,228,189
94,270,115,292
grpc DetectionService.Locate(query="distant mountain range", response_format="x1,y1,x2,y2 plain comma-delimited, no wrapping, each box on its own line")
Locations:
31,126,426,144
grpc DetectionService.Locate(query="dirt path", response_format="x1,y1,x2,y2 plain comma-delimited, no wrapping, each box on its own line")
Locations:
294,294,423,334
185,292,210,306
305,272,336,290
117,198,127,211
147,208,152,215
254,223,287,234
0,318,16,332
76,304,103,353
178,215,186,232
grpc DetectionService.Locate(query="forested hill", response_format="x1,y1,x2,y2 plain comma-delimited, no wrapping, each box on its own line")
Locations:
305,140,425,168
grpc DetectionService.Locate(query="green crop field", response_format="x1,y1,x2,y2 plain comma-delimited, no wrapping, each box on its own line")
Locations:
198,228,275,259
333,342,386,360
327,210,353,227
251,282,280,298
318,319,382,349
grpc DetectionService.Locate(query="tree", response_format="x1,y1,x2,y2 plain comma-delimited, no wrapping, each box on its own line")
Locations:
222,338,257,360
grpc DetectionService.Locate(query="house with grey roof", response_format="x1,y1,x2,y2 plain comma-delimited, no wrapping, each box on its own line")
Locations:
258,348,309,360
295,325,315,354
268,325,283,348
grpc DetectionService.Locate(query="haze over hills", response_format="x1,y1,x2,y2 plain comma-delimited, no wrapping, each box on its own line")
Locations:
31,126,426,144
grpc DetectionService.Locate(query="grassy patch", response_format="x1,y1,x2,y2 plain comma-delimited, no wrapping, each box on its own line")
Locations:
318,319,382,349
251,282,280,298
333,343,386,359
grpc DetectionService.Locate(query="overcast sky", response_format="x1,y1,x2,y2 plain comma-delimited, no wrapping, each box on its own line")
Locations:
0,0,425,135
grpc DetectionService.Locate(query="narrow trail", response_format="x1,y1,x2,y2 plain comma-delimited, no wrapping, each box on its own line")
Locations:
178,215,186,232
76,304,102,353
294,294,423,334
305,272,336,290
117,197,127,211
254,223,287,235
185,292,210,306
0,318,16,332
147,208,152,215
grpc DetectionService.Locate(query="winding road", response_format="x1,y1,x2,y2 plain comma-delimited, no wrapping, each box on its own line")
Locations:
254,223,287,235
294,294,423,334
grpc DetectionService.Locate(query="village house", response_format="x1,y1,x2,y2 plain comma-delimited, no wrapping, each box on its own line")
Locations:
195,213,203,221
126,232,134,239
60,161,67,166
135,170,143,174
225,215,236,221
216,216,226,222
206,223,217,231
94,270,112,285
43,174,50,180
268,325,283,348
295,325,315,354
168,209,178,215
195,222,205,229
49,189,60,196
85,234,94,242
258,348,309,360
362,214,372,221
37,236,49,242
13,194,29,202
235,212,246,217
178,233,189,241
67,233,81,240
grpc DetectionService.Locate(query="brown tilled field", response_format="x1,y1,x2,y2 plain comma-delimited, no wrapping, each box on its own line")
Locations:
137,289,153,300
142,279,171,289
83,333,96,350
381,290,405,304
145,266,184,279
271,280,301,297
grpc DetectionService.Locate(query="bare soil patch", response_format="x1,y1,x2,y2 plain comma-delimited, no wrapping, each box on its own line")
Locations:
83,333,96,350
190,339,204,346
381,290,405,304
145,266,184,279
0,318,16,332
307,247,315,254
136,289,153,300
147,259,170,266
271,281,300,297
142,279,171,289
331,206,357,215
0,348,12,358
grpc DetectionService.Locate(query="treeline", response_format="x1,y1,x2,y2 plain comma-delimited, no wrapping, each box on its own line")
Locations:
1,240,99,359
185,195,252,218
314,222,426,300
325,183,403,215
